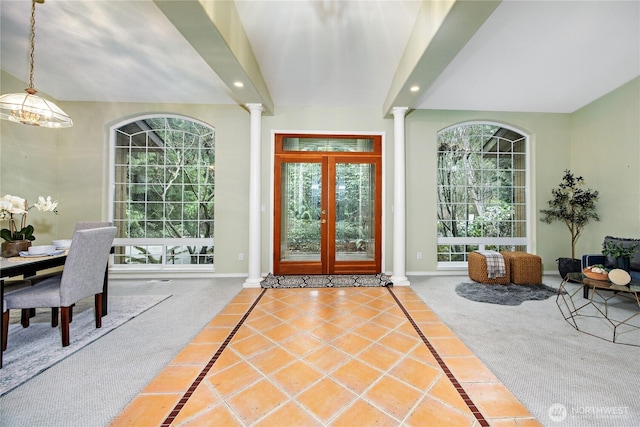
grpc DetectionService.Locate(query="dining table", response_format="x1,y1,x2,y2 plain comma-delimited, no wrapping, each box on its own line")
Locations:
0,251,110,368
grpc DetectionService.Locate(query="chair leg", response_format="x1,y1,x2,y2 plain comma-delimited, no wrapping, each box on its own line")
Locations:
69,304,74,323
21,309,30,328
51,307,59,327
2,310,8,352
95,294,103,328
61,306,71,347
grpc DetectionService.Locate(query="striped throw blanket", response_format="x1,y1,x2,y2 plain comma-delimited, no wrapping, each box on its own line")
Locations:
477,250,506,278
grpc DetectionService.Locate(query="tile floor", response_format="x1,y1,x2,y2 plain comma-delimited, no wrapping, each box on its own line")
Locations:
110,286,541,426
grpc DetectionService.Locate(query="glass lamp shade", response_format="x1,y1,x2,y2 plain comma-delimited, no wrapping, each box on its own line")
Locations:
0,89,73,128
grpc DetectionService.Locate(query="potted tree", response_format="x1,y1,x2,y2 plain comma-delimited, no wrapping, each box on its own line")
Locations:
540,170,599,278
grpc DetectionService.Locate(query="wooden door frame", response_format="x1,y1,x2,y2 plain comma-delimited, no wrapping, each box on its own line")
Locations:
271,132,384,275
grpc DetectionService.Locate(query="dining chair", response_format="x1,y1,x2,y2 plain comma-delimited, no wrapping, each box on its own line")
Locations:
25,221,114,322
3,226,116,347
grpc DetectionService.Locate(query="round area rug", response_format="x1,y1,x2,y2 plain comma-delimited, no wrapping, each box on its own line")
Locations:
455,282,559,305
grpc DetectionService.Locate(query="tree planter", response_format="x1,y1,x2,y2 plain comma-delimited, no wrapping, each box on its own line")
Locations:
557,257,582,279
1,240,31,258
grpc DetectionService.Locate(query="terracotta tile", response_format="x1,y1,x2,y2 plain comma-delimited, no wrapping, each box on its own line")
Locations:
226,379,288,425
190,327,232,344
406,309,442,323
304,344,349,372
406,395,475,427
179,405,243,427
171,383,222,425
298,378,356,422
428,375,473,414
271,360,323,396
358,343,402,371
262,323,300,342
331,332,372,355
109,393,181,426
308,321,346,341
364,375,423,420
445,356,499,383
255,401,323,427
464,382,533,419
170,342,219,365
230,333,274,358
249,346,297,375
272,306,306,321
207,348,241,372
378,330,420,354
407,344,440,367
429,337,474,357
142,365,202,393
330,398,399,427
206,361,262,397
352,322,390,341
290,313,324,330
350,305,383,320
331,358,381,394
419,322,456,338
280,332,323,356
369,311,407,329
245,313,284,330
489,418,543,427
389,357,440,390
207,314,243,328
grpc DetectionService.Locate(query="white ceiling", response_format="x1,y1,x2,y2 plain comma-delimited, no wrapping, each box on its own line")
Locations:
1,0,638,115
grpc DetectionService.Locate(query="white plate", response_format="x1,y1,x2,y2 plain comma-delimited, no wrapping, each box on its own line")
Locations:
19,250,66,258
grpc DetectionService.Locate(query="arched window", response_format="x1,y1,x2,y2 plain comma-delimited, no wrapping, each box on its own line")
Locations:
436,122,529,267
109,115,215,269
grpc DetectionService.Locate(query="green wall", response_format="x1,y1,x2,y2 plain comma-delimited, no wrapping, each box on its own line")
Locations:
2,69,638,277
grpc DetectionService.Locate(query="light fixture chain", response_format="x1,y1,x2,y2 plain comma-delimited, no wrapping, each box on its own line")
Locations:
28,0,37,90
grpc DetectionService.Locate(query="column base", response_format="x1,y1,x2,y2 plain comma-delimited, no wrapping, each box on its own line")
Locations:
243,277,263,288
390,275,410,286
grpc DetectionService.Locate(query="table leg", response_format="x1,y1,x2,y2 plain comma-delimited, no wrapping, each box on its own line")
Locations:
1,279,4,368
102,264,108,316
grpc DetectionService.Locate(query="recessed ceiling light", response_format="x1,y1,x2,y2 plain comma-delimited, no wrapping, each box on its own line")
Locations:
233,81,244,88
410,85,420,92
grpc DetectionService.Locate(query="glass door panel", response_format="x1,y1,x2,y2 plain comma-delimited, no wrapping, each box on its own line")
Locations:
279,162,322,262
335,163,375,262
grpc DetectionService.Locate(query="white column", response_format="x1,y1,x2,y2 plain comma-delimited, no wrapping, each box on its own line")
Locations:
244,103,264,288
391,107,409,286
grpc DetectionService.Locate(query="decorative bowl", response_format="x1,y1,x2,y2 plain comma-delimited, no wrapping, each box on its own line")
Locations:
582,267,608,281
28,245,57,255
608,269,631,286
52,239,72,249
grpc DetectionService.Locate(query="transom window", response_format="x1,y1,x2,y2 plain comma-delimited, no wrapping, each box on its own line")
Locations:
436,122,529,266
110,115,215,268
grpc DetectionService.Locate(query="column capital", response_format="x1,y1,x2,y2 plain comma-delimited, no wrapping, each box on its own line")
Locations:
391,106,409,117
246,103,264,113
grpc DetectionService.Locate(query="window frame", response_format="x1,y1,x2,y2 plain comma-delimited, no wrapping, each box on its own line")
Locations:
108,114,216,271
435,121,532,270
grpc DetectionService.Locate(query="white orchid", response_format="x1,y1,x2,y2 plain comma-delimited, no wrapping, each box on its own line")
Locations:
34,196,58,212
0,194,58,242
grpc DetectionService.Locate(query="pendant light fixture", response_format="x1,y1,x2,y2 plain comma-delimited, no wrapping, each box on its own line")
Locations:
0,0,72,128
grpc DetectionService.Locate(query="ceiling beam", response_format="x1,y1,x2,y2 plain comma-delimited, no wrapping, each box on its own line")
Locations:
382,0,502,118
153,0,274,115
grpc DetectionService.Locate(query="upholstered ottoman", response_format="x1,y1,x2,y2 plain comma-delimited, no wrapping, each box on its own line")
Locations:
501,251,542,285
468,251,510,284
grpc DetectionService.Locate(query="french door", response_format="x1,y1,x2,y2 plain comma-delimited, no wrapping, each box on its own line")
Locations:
274,134,382,275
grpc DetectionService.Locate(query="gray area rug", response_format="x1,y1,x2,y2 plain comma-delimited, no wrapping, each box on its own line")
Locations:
260,273,393,288
456,282,559,305
1,294,170,396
